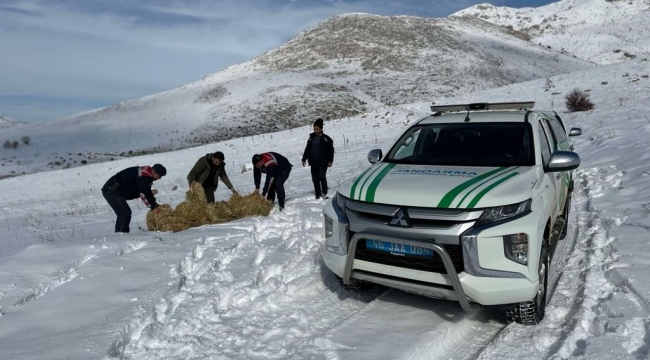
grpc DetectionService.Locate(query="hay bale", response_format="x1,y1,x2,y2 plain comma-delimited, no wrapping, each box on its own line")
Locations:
228,193,274,217
146,204,173,231
145,189,274,233
185,182,208,204
207,201,236,223
173,201,211,227
159,216,191,233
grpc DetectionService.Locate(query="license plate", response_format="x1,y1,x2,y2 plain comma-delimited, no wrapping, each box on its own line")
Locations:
365,239,433,257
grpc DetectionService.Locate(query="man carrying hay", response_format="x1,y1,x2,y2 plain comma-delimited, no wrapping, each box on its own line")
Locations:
102,164,166,233
252,152,292,211
187,151,238,203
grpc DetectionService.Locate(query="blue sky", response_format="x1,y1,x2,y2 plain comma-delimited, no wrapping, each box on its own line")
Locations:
0,0,556,123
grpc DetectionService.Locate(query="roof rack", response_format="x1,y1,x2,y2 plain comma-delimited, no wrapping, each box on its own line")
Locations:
430,101,535,113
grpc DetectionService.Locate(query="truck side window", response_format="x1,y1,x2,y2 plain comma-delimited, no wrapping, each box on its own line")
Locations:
547,118,568,143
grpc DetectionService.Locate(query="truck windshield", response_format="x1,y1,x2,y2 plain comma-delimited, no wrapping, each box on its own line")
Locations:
385,123,534,167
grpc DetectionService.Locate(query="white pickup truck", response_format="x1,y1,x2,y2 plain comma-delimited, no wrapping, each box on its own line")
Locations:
322,102,582,324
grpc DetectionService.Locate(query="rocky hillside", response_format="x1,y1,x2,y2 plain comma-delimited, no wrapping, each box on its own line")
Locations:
252,14,589,105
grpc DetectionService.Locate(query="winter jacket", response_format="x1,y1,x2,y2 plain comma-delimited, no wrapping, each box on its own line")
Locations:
302,133,334,166
102,166,159,209
254,152,292,196
187,153,234,190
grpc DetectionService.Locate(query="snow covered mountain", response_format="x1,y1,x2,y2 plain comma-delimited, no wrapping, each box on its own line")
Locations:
0,114,25,129
1,0,647,180
451,0,650,64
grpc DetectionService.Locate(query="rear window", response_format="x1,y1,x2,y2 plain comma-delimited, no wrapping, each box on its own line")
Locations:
385,123,534,167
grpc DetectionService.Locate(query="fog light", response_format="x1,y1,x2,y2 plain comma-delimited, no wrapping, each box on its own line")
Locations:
503,233,528,265
324,215,334,239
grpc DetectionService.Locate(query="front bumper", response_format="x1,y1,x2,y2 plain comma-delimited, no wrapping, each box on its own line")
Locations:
321,198,540,309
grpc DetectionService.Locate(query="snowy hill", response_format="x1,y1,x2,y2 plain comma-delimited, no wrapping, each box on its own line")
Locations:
0,114,25,129
451,0,650,64
0,12,593,179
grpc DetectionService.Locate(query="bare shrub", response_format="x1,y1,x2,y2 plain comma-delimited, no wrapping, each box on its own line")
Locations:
565,88,594,112
11,140,19,149
21,136,31,145
2,140,10,149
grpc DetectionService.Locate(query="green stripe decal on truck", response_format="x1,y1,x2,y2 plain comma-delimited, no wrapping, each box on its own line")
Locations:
365,163,396,202
350,163,388,200
455,167,519,208
467,172,520,209
349,166,375,199
437,167,506,208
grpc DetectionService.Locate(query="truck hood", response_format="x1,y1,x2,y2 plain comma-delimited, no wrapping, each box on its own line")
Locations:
340,163,537,209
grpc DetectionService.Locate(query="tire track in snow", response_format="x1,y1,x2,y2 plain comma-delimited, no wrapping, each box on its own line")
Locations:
473,167,622,360
12,251,97,307
3,239,147,313
112,200,381,359
545,168,627,359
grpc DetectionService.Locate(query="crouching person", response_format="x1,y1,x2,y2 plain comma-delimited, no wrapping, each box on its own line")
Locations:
102,164,166,233
252,152,292,211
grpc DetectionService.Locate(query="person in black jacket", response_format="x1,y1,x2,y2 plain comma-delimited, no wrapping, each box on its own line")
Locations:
302,118,334,199
101,164,166,233
252,152,292,211
186,151,237,203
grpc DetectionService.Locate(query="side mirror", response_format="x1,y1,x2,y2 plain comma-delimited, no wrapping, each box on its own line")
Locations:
547,151,580,172
367,149,383,164
569,127,582,137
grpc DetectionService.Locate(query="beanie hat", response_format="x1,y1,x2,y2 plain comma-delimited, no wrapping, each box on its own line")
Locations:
252,154,261,166
213,151,224,161
152,164,167,177
313,118,324,128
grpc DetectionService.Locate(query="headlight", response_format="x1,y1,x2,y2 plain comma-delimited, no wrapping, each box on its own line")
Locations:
335,192,347,211
475,199,531,226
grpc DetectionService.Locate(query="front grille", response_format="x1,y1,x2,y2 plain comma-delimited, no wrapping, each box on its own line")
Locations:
352,233,464,274
353,210,462,228
345,198,481,229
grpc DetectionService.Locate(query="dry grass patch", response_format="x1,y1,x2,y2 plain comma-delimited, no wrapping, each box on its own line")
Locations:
147,183,273,232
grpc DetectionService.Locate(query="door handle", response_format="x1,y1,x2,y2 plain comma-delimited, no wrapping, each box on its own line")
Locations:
555,174,560,180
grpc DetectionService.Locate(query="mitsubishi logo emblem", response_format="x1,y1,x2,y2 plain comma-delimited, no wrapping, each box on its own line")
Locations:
389,208,411,227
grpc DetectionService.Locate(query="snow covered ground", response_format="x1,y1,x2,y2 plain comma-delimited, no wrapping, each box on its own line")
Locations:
1,58,650,359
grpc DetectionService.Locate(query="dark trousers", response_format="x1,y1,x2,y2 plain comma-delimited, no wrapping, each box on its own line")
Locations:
266,167,292,209
310,163,328,197
102,190,132,233
203,185,215,203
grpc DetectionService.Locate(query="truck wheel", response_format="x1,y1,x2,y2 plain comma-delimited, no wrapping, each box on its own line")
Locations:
505,243,549,325
336,276,372,292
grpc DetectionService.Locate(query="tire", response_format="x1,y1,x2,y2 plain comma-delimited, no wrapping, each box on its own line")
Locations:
505,243,549,325
559,194,571,240
335,276,373,292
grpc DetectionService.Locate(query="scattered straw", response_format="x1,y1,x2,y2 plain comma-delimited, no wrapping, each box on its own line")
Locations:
146,184,273,232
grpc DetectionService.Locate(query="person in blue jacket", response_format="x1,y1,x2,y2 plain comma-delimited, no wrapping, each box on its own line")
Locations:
101,164,166,233
252,152,292,211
